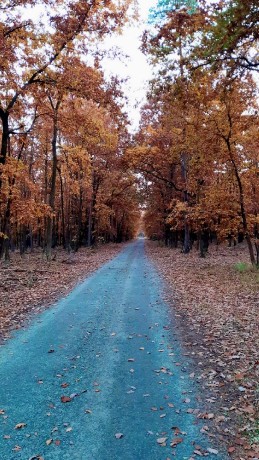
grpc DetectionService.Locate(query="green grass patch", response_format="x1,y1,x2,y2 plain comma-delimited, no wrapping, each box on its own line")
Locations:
249,420,259,444
234,261,251,272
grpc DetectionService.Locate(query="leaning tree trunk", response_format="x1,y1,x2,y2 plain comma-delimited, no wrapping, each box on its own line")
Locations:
226,138,256,266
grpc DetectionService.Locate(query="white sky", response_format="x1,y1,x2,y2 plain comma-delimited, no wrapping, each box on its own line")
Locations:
101,0,158,131
22,0,158,131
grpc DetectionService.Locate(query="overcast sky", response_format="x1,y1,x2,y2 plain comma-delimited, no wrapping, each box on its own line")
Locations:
24,0,158,131
102,0,158,131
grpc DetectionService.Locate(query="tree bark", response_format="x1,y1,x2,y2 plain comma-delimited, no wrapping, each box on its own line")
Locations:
0,110,9,166
226,138,256,265
58,167,66,249
45,98,60,260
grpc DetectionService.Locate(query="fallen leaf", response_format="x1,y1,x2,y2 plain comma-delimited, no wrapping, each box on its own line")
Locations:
29,456,44,460
115,433,124,439
15,423,27,429
170,437,184,447
207,448,219,455
193,450,203,456
172,427,182,436
61,396,72,403
238,386,246,392
46,439,53,446
157,437,168,444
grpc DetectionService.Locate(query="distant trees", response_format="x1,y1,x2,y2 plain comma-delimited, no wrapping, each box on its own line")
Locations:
0,0,139,259
133,0,259,264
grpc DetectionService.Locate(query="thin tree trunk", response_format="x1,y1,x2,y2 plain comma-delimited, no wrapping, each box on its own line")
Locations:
76,187,83,251
0,197,11,260
179,37,190,254
0,111,10,257
58,166,66,249
87,194,93,247
226,138,256,265
45,99,61,260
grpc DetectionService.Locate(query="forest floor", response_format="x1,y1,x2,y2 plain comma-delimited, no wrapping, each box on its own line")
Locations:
0,243,125,343
146,240,259,460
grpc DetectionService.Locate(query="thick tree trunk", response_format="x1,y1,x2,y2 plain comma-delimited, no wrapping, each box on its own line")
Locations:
199,230,209,258
0,110,9,166
183,212,191,254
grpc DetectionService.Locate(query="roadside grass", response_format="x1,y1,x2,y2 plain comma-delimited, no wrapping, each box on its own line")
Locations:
250,420,259,445
233,262,259,292
234,261,251,272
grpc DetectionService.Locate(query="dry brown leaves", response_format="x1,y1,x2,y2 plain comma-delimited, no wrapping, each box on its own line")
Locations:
146,241,259,460
0,244,124,342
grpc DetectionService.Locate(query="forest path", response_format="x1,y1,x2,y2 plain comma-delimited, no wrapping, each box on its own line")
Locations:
0,239,227,459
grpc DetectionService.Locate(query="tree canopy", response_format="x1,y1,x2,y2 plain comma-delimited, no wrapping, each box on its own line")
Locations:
132,0,259,264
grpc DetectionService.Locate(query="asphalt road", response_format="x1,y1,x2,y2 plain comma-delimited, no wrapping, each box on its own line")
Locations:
0,239,227,459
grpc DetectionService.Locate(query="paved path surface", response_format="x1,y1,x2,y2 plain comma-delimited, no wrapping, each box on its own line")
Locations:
0,239,227,459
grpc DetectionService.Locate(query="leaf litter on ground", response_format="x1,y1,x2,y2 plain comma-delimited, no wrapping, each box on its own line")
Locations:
146,241,259,460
